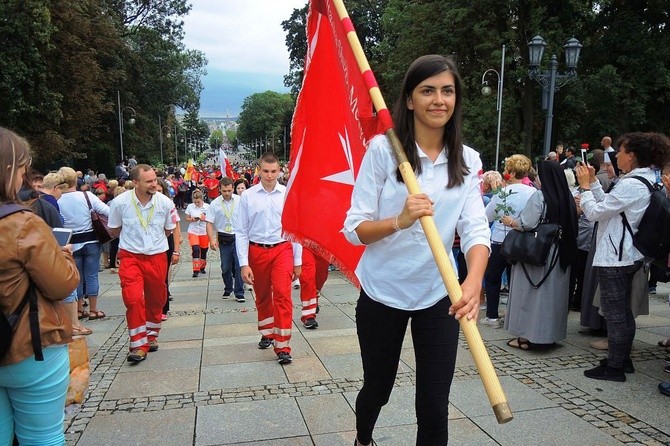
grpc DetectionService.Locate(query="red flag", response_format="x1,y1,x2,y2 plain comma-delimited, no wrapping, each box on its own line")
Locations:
219,147,237,179
282,0,392,286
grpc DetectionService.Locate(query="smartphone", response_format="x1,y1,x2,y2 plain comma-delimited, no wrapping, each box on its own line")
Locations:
52,227,73,246
580,148,588,164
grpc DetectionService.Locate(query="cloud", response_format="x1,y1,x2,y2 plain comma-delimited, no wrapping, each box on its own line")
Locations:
183,0,307,75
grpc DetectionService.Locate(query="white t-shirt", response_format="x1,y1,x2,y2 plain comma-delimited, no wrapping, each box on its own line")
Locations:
185,202,210,235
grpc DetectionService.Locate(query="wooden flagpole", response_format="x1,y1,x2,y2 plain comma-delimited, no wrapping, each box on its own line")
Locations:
330,0,513,424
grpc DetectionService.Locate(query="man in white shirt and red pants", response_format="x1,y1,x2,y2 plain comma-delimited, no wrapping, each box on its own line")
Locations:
109,164,180,363
236,152,302,365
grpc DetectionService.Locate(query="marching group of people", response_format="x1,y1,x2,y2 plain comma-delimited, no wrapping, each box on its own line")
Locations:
1,55,670,446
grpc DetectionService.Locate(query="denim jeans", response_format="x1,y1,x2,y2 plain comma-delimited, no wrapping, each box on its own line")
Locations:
355,290,459,445
598,262,642,369
0,345,69,445
74,241,101,299
220,241,243,297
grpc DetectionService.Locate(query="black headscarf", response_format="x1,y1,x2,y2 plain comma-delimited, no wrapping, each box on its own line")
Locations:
537,161,578,270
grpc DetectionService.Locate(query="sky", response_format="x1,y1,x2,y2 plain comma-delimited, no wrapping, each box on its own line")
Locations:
182,0,308,117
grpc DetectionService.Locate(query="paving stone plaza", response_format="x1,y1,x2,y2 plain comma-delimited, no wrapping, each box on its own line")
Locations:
65,240,670,445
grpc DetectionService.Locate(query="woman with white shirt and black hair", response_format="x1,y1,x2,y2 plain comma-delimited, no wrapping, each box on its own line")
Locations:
576,132,670,382
344,54,490,446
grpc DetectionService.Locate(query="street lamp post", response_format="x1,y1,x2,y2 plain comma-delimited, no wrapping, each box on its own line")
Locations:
481,44,506,170
527,36,582,157
117,91,136,162
158,117,171,166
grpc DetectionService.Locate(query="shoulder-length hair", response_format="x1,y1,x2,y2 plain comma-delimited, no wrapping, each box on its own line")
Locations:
0,127,32,204
392,54,467,188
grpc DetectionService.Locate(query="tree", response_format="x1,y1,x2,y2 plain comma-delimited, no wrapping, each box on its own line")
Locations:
281,0,670,169
237,91,294,153
282,0,388,95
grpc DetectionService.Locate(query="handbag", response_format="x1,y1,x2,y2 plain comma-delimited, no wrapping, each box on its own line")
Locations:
500,203,563,288
83,191,114,244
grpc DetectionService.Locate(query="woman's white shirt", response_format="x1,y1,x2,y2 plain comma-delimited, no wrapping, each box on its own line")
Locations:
343,135,490,311
485,183,536,243
58,190,110,250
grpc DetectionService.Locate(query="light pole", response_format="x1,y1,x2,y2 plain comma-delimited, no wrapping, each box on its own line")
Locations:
117,91,136,161
527,36,582,157
158,118,171,166
481,44,505,170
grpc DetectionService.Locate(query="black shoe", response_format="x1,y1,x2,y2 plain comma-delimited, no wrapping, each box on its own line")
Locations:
600,358,634,373
235,296,246,303
192,271,199,278
303,317,318,329
148,340,159,352
200,268,206,274
258,336,272,349
584,363,625,382
223,292,231,298
277,352,292,364
665,365,670,374
659,382,670,396
665,357,670,365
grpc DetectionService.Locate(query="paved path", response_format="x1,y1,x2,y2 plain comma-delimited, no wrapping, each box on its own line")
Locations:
65,242,670,445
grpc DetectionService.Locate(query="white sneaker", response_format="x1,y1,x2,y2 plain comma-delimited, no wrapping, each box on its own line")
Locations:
479,317,502,328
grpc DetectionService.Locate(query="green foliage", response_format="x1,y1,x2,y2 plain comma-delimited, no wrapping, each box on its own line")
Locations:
237,91,294,151
0,0,206,175
281,0,670,171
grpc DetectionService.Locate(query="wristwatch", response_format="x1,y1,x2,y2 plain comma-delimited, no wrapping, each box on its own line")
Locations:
173,252,181,256
578,187,591,193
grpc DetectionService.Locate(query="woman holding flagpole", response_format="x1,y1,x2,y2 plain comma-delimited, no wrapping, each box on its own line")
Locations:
344,55,490,446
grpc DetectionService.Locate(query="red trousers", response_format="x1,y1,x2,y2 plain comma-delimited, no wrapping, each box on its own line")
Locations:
299,247,330,322
118,249,168,353
249,242,294,354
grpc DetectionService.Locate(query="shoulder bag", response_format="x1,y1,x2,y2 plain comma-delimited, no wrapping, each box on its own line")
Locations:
500,202,562,288
83,191,114,244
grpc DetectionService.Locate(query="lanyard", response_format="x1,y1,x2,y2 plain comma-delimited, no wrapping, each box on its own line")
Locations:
132,197,156,231
221,198,235,222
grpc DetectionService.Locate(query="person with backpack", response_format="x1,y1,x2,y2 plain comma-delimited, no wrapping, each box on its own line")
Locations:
576,132,670,382
0,127,80,445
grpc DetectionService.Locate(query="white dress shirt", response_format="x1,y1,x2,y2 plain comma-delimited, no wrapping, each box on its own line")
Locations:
343,135,491,311
235,182,302,267
108,190,177,255
206,194,240,234
580,167,655,267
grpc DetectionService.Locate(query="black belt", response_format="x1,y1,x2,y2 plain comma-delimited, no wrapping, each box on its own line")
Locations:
249,241,287,249
218,232,235,245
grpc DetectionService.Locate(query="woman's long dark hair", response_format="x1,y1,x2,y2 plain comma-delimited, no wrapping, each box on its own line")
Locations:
537,161,578,270
392,55,468,188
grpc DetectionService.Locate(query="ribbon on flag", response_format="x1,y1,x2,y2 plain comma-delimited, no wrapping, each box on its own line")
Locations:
282,0,391,286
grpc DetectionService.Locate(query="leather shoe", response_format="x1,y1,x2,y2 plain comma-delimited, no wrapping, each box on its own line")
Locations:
600,358,634,373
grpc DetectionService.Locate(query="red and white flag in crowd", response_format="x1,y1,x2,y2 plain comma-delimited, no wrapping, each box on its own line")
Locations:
219,147,237,179
282,0,392,286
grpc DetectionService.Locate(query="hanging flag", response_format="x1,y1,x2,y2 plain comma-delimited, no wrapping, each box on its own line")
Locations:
281,0,392,286
184,159,195,181
220,147,237,179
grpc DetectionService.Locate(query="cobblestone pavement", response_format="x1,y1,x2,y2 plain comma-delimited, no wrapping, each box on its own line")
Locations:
63,246,670,445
